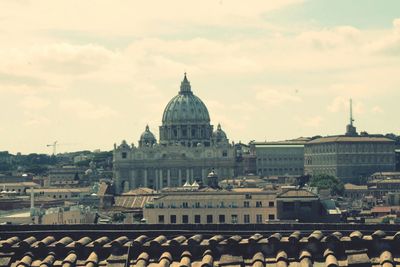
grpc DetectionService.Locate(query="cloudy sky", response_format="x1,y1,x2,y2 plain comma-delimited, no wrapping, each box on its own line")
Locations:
1,0,399,154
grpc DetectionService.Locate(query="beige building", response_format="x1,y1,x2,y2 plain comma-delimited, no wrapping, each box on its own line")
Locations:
0,182,39,195
41,205,95,224
48,166,84,186
343,183,369,199
143,187,277,224
31,187,92,200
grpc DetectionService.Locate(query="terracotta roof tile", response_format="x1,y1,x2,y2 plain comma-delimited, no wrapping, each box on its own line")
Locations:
136,252,149,267
201,250,213,267
85,252,98,267
17,252,33,267
3,225,400,267
62,251,77,267
0,236,20,249
180,251,192,267
39,253,55,267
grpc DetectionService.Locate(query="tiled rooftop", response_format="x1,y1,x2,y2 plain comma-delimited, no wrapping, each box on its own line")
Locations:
1,224,400,267
307,136,394,144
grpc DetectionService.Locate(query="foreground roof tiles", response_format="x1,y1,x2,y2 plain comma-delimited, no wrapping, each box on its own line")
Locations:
1,227,400,267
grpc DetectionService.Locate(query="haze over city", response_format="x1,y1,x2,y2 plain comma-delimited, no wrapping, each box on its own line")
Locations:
1,0,399,154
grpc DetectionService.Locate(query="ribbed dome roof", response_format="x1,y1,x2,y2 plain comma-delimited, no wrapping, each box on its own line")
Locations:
162,74,210,125
140,125,156,143
212,123,227,139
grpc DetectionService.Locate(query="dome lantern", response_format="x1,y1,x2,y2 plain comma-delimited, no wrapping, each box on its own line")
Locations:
179,72,192,95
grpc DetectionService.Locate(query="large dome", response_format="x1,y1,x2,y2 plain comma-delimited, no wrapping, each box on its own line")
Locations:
162,74,210,125
159,74,213,147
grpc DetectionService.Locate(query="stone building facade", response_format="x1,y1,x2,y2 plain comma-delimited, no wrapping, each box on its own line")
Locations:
143,187,277,224
304,136,396,183
113,75,236,194
251,139,308,177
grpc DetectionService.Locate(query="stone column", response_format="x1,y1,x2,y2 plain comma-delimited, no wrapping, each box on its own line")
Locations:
186,168,190,183
190,168,194,181
178,169,182,186
159,169,163,189
144,168,148,188
167,169,171,187
202,168,206,183
133,170,140,189
115,171,121,194
155,169,159,190
229,168,234,177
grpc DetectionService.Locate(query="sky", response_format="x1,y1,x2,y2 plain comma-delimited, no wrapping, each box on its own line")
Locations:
0,0,399,154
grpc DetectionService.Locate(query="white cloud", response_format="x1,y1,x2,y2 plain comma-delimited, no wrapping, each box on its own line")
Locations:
296,26,361,50
327,97,349,113
327,96,364,115
296,115,324,128
255,88,302,106
0,2,399,153
19,95,50,109
24,114,50,126
371,106,384,114
59,99,118,120
393,18,400,33
0,0,303,37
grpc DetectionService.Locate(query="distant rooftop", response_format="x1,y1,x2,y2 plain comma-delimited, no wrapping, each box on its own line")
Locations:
344,183,368,190
307,135,394,144
252,137,310,146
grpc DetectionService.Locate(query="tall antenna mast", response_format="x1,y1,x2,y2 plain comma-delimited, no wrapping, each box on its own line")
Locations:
350,99,354,126
346,98,357,136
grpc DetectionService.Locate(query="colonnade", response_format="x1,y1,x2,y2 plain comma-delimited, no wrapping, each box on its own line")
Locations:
119,166,234,193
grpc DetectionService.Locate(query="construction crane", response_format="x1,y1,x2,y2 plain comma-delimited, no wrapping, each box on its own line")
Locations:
47,141,58,155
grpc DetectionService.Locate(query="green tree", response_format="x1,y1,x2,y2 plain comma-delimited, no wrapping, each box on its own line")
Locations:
112,213,126,223
309,174,344,196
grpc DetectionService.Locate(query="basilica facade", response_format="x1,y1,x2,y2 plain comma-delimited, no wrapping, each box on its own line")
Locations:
113,74,236,194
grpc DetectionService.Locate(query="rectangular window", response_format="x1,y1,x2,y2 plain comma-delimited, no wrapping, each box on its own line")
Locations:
182,202,188,208
269,201,274,207
121,152,127,159
194,215,201,224
158,215,164,224
256,201,262,207
231,214,238,224
256,214,263,223
219,215,225,223
195,202,200,208
245,194,252,199
268,214,275,220
244,201,250,208
182,215,189,224
244,214,250,223
170,215,176,224
207,215,213,224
